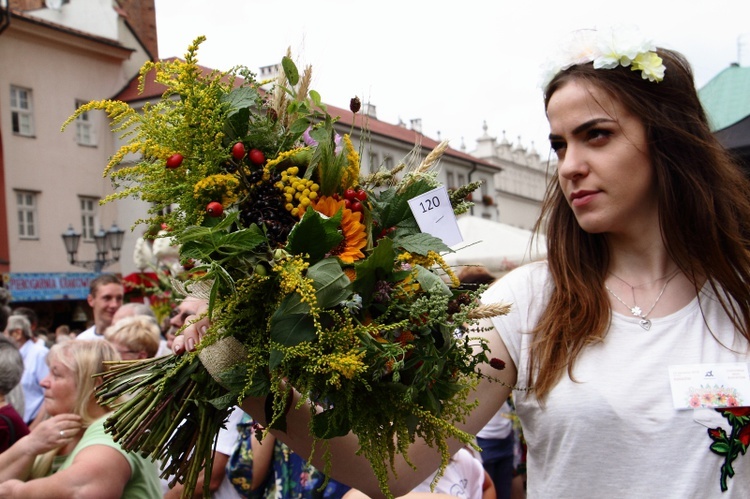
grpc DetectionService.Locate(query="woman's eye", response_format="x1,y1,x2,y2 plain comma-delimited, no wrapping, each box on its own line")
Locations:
550,141,566,154
587,128,612,143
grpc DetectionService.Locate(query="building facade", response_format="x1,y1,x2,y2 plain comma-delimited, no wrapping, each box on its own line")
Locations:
0,0,155,328
0,0,545,330
470,122,551,230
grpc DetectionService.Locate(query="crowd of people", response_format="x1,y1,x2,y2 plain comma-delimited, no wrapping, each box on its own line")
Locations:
3,27,750,499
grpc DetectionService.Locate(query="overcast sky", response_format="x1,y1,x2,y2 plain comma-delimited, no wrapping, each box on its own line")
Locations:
154,0,750,158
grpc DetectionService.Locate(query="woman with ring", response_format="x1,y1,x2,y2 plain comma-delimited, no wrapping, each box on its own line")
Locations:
0,340,161,497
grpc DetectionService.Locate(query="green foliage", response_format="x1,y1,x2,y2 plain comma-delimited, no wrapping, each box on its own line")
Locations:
82,37,507,499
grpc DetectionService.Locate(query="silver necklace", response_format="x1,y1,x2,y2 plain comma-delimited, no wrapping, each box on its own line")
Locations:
605,270,680,330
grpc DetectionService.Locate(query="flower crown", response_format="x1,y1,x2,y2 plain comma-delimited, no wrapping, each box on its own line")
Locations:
539,26,666,89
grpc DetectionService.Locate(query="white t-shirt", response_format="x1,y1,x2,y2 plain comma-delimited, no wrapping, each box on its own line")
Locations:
212,407,244,499
483,261,750,499
412,448,485,499
76,325,104,340
475,401,513,440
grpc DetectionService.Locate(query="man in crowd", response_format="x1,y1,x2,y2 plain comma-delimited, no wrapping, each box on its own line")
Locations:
3,315,48,425
77,274,124,340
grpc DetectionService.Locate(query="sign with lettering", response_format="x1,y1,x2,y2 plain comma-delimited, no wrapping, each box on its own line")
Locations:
407,186,463,246
3,272,98,302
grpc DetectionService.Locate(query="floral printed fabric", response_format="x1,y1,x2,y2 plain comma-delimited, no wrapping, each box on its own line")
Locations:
707,406,750,492
228,414,351,499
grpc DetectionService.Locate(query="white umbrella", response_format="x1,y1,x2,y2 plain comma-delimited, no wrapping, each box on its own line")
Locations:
443,216,547,274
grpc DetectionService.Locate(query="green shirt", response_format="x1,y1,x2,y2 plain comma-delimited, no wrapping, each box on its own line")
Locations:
53,415,161,498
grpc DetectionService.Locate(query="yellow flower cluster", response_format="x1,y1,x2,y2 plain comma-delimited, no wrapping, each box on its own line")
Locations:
341,134,361,189
324,350,367,385
273,256,317,311
193,173,241,206
397,251,460,288
264,148,308,170
274,166,320,217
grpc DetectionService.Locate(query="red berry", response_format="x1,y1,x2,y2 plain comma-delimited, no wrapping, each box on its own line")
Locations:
166,153,183,169
248,148,265,166
344,188,357,201
343,199,352,210
206,201,224,217
350,201,363,212
231,142,245,161
355,189,367,201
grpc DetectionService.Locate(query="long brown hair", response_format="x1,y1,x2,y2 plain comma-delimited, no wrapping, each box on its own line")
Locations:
530,49,750,400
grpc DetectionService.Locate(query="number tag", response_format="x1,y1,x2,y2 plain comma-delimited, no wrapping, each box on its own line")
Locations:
407,186,463,246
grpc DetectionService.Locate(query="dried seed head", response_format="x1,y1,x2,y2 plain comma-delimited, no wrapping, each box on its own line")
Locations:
350,96,361,114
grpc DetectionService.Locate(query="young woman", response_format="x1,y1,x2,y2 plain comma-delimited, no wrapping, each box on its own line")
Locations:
0,340,161,498
176,29,750,498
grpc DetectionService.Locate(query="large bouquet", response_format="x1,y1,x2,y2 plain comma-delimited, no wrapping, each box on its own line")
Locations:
65,37,509,497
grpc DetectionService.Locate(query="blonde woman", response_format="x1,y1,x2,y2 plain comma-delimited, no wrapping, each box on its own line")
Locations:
104,315,161,360
0,340,161,498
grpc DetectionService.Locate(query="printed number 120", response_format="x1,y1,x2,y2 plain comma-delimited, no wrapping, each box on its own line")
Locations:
419,196,440,213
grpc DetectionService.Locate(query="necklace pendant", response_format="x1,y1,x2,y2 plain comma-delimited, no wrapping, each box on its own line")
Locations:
630,305,642,316
639,318,652,330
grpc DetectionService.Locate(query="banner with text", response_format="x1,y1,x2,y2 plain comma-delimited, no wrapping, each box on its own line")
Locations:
3,272,98,302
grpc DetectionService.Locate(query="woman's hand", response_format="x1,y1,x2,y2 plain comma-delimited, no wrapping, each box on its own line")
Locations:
24,414,82,456
171,301,210,354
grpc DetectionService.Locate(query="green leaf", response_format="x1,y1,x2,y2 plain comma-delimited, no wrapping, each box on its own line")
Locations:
415,265,451,296
307,258,351,309
272,292,311,318
223,87,259,115
286,208,343,263
242,368,271,398
309,90,326,112
418,388,441,416
711,441,731,455
270,313,315,347
352,238,396,300
214,228,266,254
374,179,437,229
207,392,237,410
282,56,299,86
269,349,284,370
396,232,452,255
311,408,351,439
224,107,249,141
214,363,250,394
222,87,258,140
289,117,311,136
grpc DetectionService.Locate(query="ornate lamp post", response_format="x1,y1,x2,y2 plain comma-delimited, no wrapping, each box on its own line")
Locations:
61,222,125,273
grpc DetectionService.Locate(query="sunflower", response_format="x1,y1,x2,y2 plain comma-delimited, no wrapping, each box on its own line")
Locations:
310,195,367,263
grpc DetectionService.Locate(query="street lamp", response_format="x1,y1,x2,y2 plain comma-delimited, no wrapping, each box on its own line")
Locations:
61,222,125,273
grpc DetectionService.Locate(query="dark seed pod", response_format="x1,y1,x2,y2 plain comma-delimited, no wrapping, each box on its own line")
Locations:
350,96,361,114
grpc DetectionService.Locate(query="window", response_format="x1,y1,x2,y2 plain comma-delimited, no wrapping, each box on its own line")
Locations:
384,156,394,170
369,152,379,173
16,191,38,239
75,100,95,146
446,172,455,189
10,86,34,137
80,197,98,240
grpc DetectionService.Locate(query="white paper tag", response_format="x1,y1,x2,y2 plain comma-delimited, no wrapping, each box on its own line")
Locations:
668,363,750,410
407,186,463,246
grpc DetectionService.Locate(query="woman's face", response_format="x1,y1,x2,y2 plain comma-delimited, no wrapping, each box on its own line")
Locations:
547,80,658,236
40,355,77,416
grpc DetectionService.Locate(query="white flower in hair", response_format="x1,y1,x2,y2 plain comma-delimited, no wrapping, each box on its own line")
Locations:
539,26,666,89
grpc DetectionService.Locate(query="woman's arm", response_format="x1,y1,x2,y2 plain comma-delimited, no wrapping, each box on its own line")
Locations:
0,444,132,499
175,310,516,497
0,414,82,482
245,319,516,498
